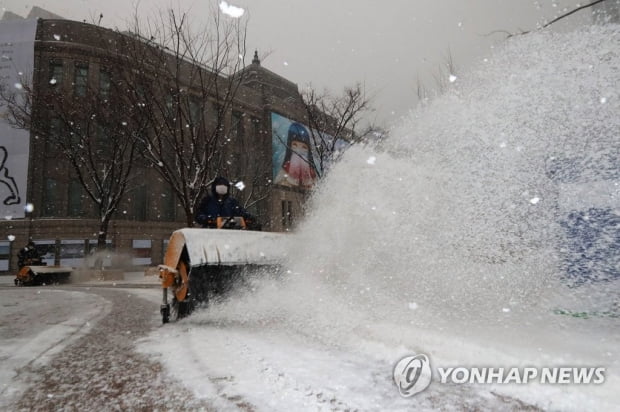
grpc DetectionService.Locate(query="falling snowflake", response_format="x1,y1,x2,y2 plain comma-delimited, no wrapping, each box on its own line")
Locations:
219,1,245,18
367,156,376,165
600,97,607,104
7,235,15,241
530,197,540,205
235,181,246,191
53,34,61,40
49,78,57,85
449,74,457,83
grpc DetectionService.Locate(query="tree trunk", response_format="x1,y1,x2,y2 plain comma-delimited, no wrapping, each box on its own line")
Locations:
184,204,194,227
94,218,110,270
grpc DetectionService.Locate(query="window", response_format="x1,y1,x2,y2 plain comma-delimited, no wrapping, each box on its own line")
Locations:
70,120,86,147
99,69,111,99
67,180,84,217
47,117,63,153
160,185,176,221
132,239,152,265
133,184,147,221
189,97,202,127
232,110,244,139
0,241,10,271
42,178,59,216
281,200,293,229
165,94,175,118
59,239,86,266
48,60,63,86
74,63,89,96
35,240,57,266
87,239,112,268
162,239,170,256
96,123,111,157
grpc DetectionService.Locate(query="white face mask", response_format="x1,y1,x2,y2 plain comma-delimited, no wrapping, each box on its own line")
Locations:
215,184,228,195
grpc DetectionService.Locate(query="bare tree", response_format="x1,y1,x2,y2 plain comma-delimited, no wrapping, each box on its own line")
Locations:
488,0,613,38
0,73,143,248
432,48,457,94
414,48,457,106
222,113,271,223
299,82,377,178
114,5,249,226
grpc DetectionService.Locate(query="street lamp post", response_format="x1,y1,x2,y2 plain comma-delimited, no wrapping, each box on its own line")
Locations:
24,203,34,241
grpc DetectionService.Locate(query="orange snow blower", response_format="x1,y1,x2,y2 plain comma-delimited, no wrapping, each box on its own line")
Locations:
14,259,73,286
158,218,287,323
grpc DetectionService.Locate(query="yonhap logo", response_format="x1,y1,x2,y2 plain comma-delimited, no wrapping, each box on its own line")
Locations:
392,352,606,398
393,354,432,397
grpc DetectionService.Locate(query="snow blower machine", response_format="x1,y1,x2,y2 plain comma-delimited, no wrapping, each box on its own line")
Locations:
158,217,287,323
14,258,73,286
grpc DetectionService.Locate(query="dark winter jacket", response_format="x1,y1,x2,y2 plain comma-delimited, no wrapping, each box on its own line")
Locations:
195,177,252,228
17,243,41,268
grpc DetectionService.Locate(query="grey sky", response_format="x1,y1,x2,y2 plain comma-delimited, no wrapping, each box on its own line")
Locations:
0,0,590,125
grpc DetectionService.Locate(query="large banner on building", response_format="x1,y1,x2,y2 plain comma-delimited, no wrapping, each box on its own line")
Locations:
271,112,326,190
271,112,349,190
271,112,319,189
0,18,37,219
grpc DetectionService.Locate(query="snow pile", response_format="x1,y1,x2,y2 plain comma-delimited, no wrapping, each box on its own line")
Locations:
142,24,620,410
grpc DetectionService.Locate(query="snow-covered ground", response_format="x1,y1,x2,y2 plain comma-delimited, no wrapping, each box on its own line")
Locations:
0,285,112,408
1,277,617,411
135,291,618,411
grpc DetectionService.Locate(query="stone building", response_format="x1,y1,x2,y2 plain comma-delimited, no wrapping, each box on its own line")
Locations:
0,12,320,272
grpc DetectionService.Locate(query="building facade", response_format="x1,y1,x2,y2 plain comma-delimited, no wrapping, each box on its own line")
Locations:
0,15,318,273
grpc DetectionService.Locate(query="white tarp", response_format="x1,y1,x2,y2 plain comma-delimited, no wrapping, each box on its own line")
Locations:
0,18,37,219
176,228,289,267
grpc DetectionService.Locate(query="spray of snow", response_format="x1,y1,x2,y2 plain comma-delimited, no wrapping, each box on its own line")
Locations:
142,24,620,410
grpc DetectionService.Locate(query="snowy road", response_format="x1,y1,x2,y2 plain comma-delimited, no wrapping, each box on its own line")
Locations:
0,283,217,411
0,281,548,411
139,319,546,411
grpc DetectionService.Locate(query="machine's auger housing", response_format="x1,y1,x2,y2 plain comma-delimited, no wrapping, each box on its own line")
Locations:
158,226,287,323
14,265,73,286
